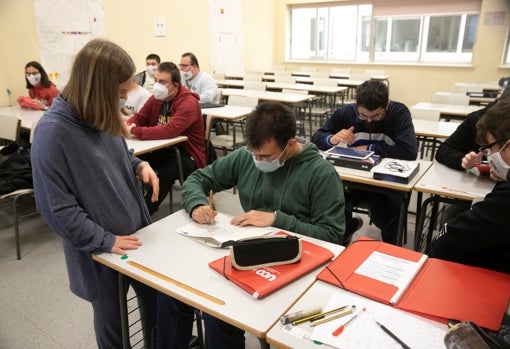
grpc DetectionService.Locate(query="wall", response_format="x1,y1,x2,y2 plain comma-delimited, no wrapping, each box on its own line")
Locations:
274,0,510,106
0,0,275,107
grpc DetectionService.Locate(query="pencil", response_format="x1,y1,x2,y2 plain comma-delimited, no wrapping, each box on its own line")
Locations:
209,190,214,210
309,306,355,327
291,304,350,325
376,321,411,349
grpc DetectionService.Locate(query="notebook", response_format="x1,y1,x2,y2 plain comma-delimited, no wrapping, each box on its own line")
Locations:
209,233,334,299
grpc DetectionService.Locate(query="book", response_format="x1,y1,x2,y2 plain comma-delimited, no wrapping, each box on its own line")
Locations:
371,158,420,183
317,237,510,330
175,212,271,248
209,233,335,299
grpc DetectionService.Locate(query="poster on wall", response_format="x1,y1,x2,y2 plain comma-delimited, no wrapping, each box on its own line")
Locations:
33,0,106,89
209,0,244,76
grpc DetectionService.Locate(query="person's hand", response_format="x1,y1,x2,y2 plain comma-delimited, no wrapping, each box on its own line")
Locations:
330,126,355,145
136,162,159,202
125,122,137,134
32,99,47,110
461,151,483,169
191,205,217,224
111,235,142,255
230,210,276,227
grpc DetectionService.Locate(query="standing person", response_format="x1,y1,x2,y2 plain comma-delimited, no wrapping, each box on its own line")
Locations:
157,101,345,349
31,39,159,349
17,61,59,111
135,53,160,93
428,98,510,274
126,62,206,214
179,52,219,103
312,80,417,244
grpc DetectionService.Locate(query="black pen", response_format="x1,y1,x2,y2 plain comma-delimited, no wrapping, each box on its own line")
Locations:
376,321,411,349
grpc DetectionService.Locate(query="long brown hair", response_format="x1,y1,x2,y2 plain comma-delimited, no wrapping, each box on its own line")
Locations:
60,39,134,137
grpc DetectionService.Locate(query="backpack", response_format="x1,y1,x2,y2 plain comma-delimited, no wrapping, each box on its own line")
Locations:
0,140,33,195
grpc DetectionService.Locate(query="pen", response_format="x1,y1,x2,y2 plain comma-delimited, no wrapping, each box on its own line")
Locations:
292,304,350,325
332,307,365,336
209,190,214,210
310,306,355,327
376,321,411,349
280,305,322,325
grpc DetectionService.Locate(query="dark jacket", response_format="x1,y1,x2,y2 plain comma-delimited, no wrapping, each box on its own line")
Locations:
435,102,495,171
312,101,417,160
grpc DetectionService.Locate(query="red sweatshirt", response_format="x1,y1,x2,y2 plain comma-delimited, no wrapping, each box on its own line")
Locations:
128,85,206,168
29,83,59,106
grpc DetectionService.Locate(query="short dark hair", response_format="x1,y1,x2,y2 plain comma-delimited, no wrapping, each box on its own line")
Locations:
356,80,389,111
146,53,161,64
157,62,181,85
25,61,52,89
181,52,199,68
477,98,510,146
245,101,296,149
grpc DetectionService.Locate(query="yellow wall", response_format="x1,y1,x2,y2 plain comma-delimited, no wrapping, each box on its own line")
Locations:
0,0,275,107
0,0,509,108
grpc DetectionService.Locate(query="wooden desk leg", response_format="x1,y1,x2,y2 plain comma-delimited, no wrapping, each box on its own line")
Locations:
118,273,130,349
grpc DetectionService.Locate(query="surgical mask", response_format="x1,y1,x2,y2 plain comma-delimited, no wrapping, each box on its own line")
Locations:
153,83,169,100
146,65,157,76
181,70,193,81
251,144,288,173
487,141,510,181
26,73,41,86
119,98,127,109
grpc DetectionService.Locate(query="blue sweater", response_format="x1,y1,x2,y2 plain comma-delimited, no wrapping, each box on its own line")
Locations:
31,97,151,301
312,101,418,160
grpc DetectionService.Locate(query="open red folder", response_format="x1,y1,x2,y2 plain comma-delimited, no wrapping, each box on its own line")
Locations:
317,237,510,331
209,234,334,299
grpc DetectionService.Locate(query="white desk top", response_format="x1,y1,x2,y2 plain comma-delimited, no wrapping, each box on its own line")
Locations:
453,82,501,92
266,82,347,94
125,136,188,156
0,106,44,130
216,79,247,88
413,162,495,201
201,105,253,120
413,119,460,138
219,88,315,104
266,281,446,349
412,102,483,117
92,209,344,338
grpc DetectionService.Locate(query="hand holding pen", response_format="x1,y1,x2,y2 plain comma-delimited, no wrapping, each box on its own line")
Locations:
190,190,217,224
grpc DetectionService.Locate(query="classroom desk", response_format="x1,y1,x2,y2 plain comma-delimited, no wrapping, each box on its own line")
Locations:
413,119,460,160
0,106,44,130
125,136,188,156
219,88,316,104
266,281,446,349
331,158,433,246
411,102,483,121
92,209,344,349
453,82,501,93
413,162,495,252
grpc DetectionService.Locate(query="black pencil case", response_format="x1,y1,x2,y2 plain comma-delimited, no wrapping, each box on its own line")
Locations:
230,235,302,270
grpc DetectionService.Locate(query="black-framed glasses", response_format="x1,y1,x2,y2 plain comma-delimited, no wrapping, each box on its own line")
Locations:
357,108,385,121
178,63,192,68
246,143,289,162
479,139,509,156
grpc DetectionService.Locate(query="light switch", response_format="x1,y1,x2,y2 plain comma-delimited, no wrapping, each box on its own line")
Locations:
154,17,166,37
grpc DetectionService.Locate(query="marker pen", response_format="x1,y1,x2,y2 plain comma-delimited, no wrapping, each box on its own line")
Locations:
280,305,322,325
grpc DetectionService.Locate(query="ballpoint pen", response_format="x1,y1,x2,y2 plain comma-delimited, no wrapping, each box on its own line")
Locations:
209,190,215,210
309,306,355,327
376,321,411,349
332,307,365,336
292,304,350,325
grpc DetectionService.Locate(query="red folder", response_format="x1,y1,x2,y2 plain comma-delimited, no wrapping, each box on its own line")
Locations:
317,236,510,331
209,234,334,299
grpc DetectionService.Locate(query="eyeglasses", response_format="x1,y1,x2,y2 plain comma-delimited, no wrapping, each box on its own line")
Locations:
479,139,509,156
178,64,192,69
357,109,385,121
246,143,288,162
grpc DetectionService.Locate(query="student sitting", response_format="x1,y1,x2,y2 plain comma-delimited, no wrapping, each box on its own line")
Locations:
17,61,58,111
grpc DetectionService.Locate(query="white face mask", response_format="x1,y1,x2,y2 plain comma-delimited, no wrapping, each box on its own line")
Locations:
487,141,510,181
146,65,157,76
181,70,193,81
251,143,288,173
26,73,41,86
153,83,169,100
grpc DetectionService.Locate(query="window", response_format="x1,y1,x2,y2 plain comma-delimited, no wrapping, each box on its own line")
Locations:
288,2,480,64
503,26,510,66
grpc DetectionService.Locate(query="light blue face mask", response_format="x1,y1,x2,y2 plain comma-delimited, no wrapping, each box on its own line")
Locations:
251,143,288,173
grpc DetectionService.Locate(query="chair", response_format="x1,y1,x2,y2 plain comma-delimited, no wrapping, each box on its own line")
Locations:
331,68,351,77
300,67,318,73
451,83,483,94
310,72,330,79
213,72,225,80
243,81,266,91
243,74,263,82
0,114,37,260
282,89,309,137
274,76,297,84
365,69,385,76
410,107,442,160
349,73,371,82
273,71,292,77
432,92,469,105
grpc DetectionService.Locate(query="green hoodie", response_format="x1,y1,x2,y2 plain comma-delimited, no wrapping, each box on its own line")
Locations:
181,143,345,244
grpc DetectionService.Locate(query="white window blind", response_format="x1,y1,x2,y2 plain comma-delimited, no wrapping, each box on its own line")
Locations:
372,0,481,17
